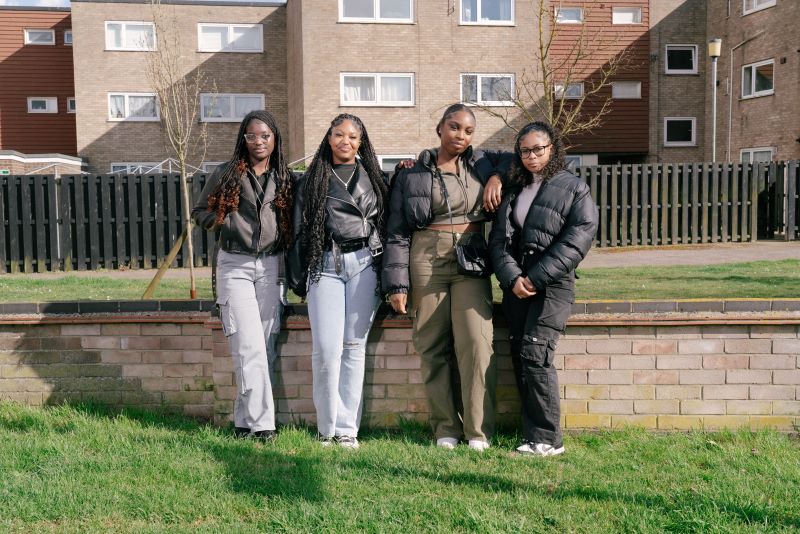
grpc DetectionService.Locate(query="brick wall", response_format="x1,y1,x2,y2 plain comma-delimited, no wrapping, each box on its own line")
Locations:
2,304,799,431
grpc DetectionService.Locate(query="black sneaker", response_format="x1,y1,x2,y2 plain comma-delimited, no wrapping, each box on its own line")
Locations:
233,427,251,439
253,430,277,443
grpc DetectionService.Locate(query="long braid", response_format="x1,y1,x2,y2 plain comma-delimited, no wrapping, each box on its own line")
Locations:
301,114,387,286
206,110,293,249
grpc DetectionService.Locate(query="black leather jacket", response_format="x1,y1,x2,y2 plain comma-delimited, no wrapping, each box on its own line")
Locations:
191,163,286,255
288,164,384,296
381,147,512,295
488,169,598,291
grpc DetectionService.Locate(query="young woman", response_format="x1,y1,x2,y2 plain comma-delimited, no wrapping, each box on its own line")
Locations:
488,121,598,456
192,109,293,442
382,103,510,451
288,113,388,449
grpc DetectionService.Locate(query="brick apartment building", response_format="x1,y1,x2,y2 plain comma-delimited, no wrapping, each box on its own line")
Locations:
0,6,80,174
6,0,798,173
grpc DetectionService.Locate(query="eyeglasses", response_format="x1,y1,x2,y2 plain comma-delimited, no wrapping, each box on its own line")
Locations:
244,133,272,144
519,144,551,158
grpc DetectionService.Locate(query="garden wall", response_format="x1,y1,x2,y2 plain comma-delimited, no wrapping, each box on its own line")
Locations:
1,300,799,431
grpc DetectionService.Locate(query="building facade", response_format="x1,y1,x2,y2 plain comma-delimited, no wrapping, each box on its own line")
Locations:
0,7,77,157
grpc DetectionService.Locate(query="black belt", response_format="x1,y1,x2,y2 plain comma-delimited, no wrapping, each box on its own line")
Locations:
335,238,368,254
220,240,273,257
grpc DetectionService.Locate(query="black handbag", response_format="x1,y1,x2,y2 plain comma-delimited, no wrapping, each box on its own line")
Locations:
435,170,491,278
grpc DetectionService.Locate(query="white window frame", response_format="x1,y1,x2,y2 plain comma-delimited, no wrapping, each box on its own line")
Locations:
565,155,582,171
105,21,156,51
108,92,159,121
64,30,73,45
740,147,774,163
67,97,76,113
460,73,514,106
663,117,696,147
200,93,265,122
555,7,583,24
612,81,642,99
742,0,776,16
110,163,163,175
201,162,225,173
197,23,263,53
741,59,774,99
612,7,642,24
340,73,415,107
24,29,55,45
378,154,415,173
460,0,515,26
554,83,584,100
338,0,414,23
665,44,698,74
27,97,58,113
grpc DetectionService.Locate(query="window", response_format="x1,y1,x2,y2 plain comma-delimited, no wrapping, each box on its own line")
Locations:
612,81,642,99
565,155,582,171
24,29,55,45
742,59,774,98
664,117,696,147
105,21,155,51
64,30,73,45
110,163,162,174
665,45,698,74
108,93,159,121
555,7,583,23
612,7,642,24
200,93,264,122
554,83,584,99
378,155,415,174
743,0,776,15
339,0,413,22
461,0,514,25
340,73,414,106
197,24,263,53
461,74,513,106
67,97,76,113
740,147,773,163
201,162,225,173
27,97,58,113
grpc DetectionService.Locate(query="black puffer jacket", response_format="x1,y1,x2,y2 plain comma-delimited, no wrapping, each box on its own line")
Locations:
488,169,598,291
381,147,512,295
287,164,384,296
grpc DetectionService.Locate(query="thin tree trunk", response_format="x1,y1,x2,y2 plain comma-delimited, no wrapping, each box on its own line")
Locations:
180,162,196,299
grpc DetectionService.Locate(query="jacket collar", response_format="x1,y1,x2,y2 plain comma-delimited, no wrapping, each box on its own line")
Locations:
418,146,475,173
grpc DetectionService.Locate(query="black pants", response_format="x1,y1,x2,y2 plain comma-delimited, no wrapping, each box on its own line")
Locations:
501,277,574,447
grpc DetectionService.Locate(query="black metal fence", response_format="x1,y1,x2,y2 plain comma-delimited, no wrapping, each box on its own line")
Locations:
1,161,798,274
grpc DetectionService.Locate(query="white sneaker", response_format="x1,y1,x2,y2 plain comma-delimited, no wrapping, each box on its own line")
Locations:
436,437,459,449
337,436,360,449
468,439,490,451
516,442,565,457
319,435,335,448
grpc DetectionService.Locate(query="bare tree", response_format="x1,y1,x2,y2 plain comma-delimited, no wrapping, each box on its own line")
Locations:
474,0,634,141
144,0,211,298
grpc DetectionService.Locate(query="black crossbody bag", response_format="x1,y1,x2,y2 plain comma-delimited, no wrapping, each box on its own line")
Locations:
435,170,491,278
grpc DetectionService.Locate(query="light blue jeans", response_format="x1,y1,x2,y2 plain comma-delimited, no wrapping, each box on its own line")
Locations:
216,250,284,432
307,247,380,438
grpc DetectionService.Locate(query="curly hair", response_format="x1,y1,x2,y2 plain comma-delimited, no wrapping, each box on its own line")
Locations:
507,121,568,187
206,109,293,249
299,113,388,285
435,103,476,138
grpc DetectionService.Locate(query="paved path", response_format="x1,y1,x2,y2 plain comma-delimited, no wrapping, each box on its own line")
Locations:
2,241,798,279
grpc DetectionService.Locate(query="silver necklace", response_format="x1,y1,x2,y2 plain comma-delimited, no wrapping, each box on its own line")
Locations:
332,165,356,188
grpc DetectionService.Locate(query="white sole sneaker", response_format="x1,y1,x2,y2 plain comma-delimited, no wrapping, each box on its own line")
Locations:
468,439,490,451
337,436,360,449
516,442,565,456
436,437,459,449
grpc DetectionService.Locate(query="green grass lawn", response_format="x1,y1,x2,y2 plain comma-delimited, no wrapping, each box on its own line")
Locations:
0,402,798,533
1,260,799,303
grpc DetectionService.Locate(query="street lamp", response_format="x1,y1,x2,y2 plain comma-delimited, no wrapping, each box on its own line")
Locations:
708,38,722,162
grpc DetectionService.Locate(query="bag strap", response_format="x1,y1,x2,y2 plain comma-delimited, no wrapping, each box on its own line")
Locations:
434,169,458,246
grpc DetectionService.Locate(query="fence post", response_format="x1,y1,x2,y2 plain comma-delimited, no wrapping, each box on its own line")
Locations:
749,164,759,242
787,161,797,241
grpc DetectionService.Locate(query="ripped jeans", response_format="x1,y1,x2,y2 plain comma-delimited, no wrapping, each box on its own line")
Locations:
306,248,380,438
216,250,284,432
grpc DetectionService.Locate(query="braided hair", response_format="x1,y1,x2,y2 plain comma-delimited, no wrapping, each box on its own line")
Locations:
508,121,567,187
206,110,293,249
300,113,388,285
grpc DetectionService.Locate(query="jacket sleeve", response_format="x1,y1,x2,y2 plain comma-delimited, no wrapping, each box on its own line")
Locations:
381,170,412,295
286,176,308,297
475,150,515,187
192,167,223,231
526,181,598,289
488,194,523,289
